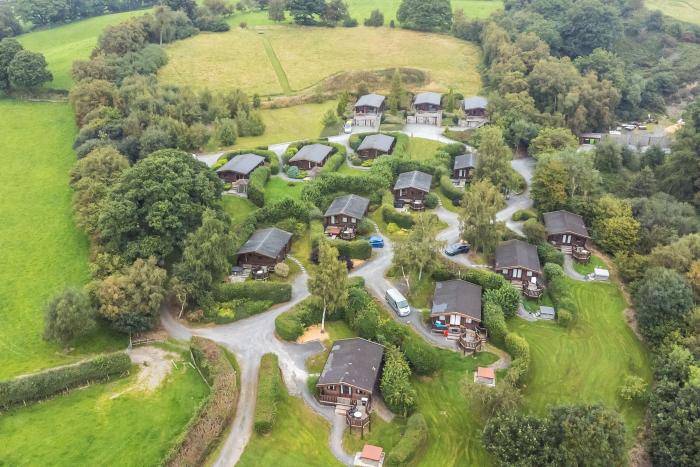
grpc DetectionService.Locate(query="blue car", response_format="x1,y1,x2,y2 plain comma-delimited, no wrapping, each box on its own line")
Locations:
368,235,384,248
444,243,470,256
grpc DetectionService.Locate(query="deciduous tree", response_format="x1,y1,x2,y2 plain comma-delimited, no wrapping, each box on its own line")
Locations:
397,0,452,32
308,241,348,331
7,50,52,90
459,179,505,255
43,288,96,344
475,126,513,193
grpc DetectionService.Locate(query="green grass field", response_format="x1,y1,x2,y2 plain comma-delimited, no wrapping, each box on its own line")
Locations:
406,137,444,161
160,26,481,96
0,357,209,465
572,254,607,275
510,279,651,442
17,10,148,89
646,0,700,25
0,100,125,379
221,195,257,224
265,176,304,203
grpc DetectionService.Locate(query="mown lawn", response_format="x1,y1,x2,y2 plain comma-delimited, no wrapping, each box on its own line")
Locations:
237,385,343,467
572,254,607,275
265,176,304,203
0,358,209,466
0,100,124,379
17,10,148,90
406,137,444,161
346,0,502,23
221,195,257,224
646,0,700,25
510,279,651,442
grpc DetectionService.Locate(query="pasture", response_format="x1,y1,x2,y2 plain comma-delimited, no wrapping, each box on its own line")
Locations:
0,356,209,466
646,0,700,25
17,10,148,90
159,26,481,96
510,279,651,441
0,100,124,379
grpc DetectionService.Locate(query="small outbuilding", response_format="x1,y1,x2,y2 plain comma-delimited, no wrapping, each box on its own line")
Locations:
431,279,483,337
216,153,265,182
393,170,432,210
539,306,556,320
474,367,496,387
356,134,395,160
354,445,385,467
324,194,370,239
288,143,334,170
237,227,293,268
453,153,477,181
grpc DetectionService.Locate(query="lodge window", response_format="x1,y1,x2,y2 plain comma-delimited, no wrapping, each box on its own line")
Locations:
513,269,522,279
527,271,532,277
342,217,347,222
502,269,507,274
351,218,356,223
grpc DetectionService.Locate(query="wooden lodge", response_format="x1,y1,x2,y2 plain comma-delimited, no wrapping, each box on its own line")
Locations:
453,153,477,181
543,210,591,262
495,239,544,298
323,194,370,240
288,143,333,170
460,96,489,129
216,153,265,182
237,227,293,269
412,92,443,126
430,280,483,338
393,170,432,210
353,94,386,129
356,134,395,160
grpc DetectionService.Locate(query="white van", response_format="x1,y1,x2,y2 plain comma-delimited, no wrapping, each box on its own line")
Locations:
385,288,411,317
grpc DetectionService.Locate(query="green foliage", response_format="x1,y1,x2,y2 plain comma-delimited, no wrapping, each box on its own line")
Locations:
439,175,463,203
505,333,530,385
511,209,537,222
483,285,520,320
380,345,417,417
528,128,578,159
286,165,300,179
309,242,348,327
364,9,384,27
543,262,564,281
216,118,238,146
557,309,573,328
254,353,283,434
483,301,507,346
7,49,52,89
618,374,647,402
387,413,428,464
43,287,96,345
0,352,130,409
397,0,452,32
459,179,505,255
214,281,292,304
474,126,513,193
382,205,415,229
320,152,345,174
287,0,325,25
328,239,372,260
275,311,305,341
592,196,640,255
424,192,439,209
248,165,271,207
522,218,547,245
537,243,564,266
401,334,439,375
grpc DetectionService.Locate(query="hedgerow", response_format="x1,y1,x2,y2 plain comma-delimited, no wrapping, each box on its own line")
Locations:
214,281,292,304
387,413,428,465
253,353,284,434
439,175,463,203
329,239,372,260
247,166,270,207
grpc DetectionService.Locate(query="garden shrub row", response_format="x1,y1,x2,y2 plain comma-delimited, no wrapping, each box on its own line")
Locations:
504,333,531,386
320,152,346,174
439,175,463,203
214,149,279,175
214,281,292,304
387,413,428,465
250,196,315,226
274,297,325,341
400,334,440,375
163,337,238,467
382,205,415,229
247,166,270,207
301,172,388,209
329,239,372,260
511,208,538,222
253,353,284,434
538,243,564,266
432,260,507,290
0,352,130,409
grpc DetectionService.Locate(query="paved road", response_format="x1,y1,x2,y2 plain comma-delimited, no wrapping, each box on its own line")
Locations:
194,151,226,167
563,254,589,281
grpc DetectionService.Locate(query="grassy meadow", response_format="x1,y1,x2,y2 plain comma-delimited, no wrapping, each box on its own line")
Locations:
646,0,700,25
510,279,651,441
0,100,124,379
0,358,209,466
159,26,481,96
17,10,149,89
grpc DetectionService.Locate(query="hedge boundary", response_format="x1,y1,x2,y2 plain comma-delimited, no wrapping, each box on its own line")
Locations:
214,281,292,304
253,353,284,434
0,352,130,409
162,337,238,467
388,413,428,464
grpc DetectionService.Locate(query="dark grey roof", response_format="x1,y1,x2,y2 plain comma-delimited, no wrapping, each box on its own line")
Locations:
216,153,265,175
394,171,432,192
463,96,488,111
414,92,442,106
317,338,384,392
358,134,395,153
237,227,292,259
495,240,541,273
431,280,482,320
543,210,590,238
289,143,333,164
324,194,369,219
355,93,385,109
454,153,477,170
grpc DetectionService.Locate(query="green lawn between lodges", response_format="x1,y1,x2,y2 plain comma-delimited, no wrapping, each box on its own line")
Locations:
17,10,149,90
572,254,607,276
406,137,444,161
0,352,209,466
221,194,257,224
510,278,652,444
265,176,304,203
0,100,125,379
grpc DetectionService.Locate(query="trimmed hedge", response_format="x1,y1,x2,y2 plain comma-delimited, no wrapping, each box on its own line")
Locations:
163,337,238,467
320,152,345,174
439,175,463,203
216,148,279,175
537,243,564,266
214,281,292,304
0,352,130,409
248,165,270,207
254,353,283,434
432,260,507,290
382,205,415,229
401,334,439,375
275,309,305,341
329,239,372,260
512,208,538,222
483,301,507,346
388,413,428,464
505,333,531,386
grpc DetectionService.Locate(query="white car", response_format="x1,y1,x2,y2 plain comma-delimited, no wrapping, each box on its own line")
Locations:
343,120,352,134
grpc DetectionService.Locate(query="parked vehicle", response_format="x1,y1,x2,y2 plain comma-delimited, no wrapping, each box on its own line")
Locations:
385,288,410,317
444,243,470,256
368,235,384,248
343,120,352,134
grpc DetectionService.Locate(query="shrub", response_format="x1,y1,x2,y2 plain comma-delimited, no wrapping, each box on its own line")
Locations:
483,302,507,346
0,352,130,409
247,165,270,207
364,9,384,27
43,287,96,345
274,262,290,277
401,335,439,375
439,175,463,203
286,165,300,179
254,353,283,434
342,17,358,27
543,262,564,281
214,281,291,304
557,309,573,327
538,243,564,266
387,413,428,464
512,209,537,221
329,239,372,260
548,275,576,313
380,345,417,417
619,375,647,402
505,333,530,385
382,206,415,229
386,222,400,234
320,152,345,174
275,310,304,341
424,192,439,209
432,262,507,290
523,219,547,244
163,337,238,466
483,285,520,319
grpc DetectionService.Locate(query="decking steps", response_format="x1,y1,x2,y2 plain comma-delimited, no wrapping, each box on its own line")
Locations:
335,404,351,415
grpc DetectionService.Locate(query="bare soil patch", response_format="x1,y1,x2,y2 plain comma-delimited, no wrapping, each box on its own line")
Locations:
297,325,330,344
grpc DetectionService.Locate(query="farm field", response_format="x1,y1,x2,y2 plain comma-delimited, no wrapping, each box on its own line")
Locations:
646,0,700,25
0,356,209,466
17,10,149,89
510,279,652,441
0,100,124,379
159,27,481,96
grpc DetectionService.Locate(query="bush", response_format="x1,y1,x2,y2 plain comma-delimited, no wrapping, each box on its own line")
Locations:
543,262,565,281
512,209,537,221
388,413,428,464
275,310,305,341
342,17,358,27
0,352,130,409
483,285,520,320
320,152,345,174
401,334,439,375
557,309,573,327
274,262,290,277
439,175,463,203
504,333,530,385
43,287,96,345
523,219,547,245
254,353,283,434
163,337,238,466
483,302,508,346
380,345,417,417
382,206,415,229
538,243,564,266
364,9,384,27
424,192,439,209
247,165,270,207
286,165,300,179
329,239,372,260
619,375,647,402
214,281,291,304
432,262,507,290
